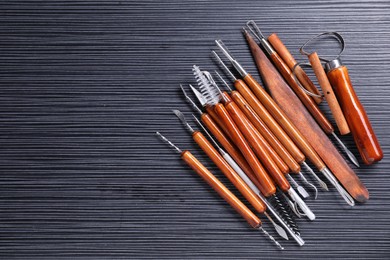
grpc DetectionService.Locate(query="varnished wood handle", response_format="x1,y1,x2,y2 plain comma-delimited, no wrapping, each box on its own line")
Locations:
243,73,325,170
214,103,276,197
221,92,290,175
267,33,323,104
230,90,301,174
269,51,334,134
192,131,266,214
224,99,291,192
243,31,326,171
206,105,232,140
181,150,261,228
308,52,350,135
327,65,383,164
233,79,305,164
200,113,260,187
245,32,369,202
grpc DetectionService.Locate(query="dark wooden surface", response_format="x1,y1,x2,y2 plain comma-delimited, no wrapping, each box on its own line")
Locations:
0,0,389,259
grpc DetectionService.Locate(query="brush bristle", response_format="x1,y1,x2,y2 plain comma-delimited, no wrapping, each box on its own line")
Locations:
192,65,220,106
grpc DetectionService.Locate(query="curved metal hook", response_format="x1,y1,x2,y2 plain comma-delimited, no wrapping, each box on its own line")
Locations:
299,31,345,62
291,62,323,98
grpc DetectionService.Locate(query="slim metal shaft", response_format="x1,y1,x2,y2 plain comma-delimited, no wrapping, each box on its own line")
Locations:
331,132,360,167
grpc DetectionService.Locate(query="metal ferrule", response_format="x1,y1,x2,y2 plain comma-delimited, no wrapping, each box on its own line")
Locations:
325,58,343,72
232,60,248,77
260,38,276,55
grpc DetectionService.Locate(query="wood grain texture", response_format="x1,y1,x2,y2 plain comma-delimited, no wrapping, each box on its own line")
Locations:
0,0,389,259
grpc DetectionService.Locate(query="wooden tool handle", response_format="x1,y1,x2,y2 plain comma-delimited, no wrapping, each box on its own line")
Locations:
327,65,383,164
200,113,259,185
206,105,232,139
214,103,276,197
231,90,301,174
233,79,305,164
225,100,291,192
181,150,261,228
244,31,326,171
267,33,323,104
269,51,334,134
308,52,350,135
192,131,266,214
221,92,290,175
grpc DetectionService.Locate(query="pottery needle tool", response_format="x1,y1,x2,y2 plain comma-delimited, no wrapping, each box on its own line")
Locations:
156,132,284,250
299,32,383,165
212,50,326,193
242,31,367,204
245,21,359,167
193,65,315,220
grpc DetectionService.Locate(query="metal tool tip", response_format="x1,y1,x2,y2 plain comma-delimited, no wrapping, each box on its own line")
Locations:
259,227,284,250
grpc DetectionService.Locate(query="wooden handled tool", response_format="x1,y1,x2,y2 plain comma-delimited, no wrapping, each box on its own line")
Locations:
192,130,267,213
221,92,291,191
243,31,326,171
326,60,383,164
156,132,284,250
229,89,301,174
267,33,323,104
262,40,334,134
308,52,350,135
214,102,276,196
200,113,259,186
244,34,369,203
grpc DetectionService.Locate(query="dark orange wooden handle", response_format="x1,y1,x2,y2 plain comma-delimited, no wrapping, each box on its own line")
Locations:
233,79,305,164
327,65,383,164
214,103,276,197
181,150,261,228
192,131,266,214
225,100,291,192
221,92,290,175
231,90,301,174
200,113,259,182
243,73,325,170
267,33,323,104
243,31,326,171
269,51,334,134
206,105,232,140
308,52,350,135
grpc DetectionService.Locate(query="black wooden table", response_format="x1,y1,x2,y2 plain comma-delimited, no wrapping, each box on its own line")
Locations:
0,0,389,259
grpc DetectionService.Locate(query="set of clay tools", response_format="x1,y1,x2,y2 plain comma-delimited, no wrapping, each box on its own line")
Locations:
156,21,383,249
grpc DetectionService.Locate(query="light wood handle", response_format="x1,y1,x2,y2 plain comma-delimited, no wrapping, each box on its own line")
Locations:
181,150,261,228
327,65,383,164
267,33,323,104
233,79,305,164
224,99,291,192
214,103,276,197
231,90,301,174
308,52,350,135
206,105,232,140
269,50,334,134
192,131,266,214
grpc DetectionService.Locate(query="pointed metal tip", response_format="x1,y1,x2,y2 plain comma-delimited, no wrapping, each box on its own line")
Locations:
172,110,194,133
331,132,360,167
259,227,284,250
